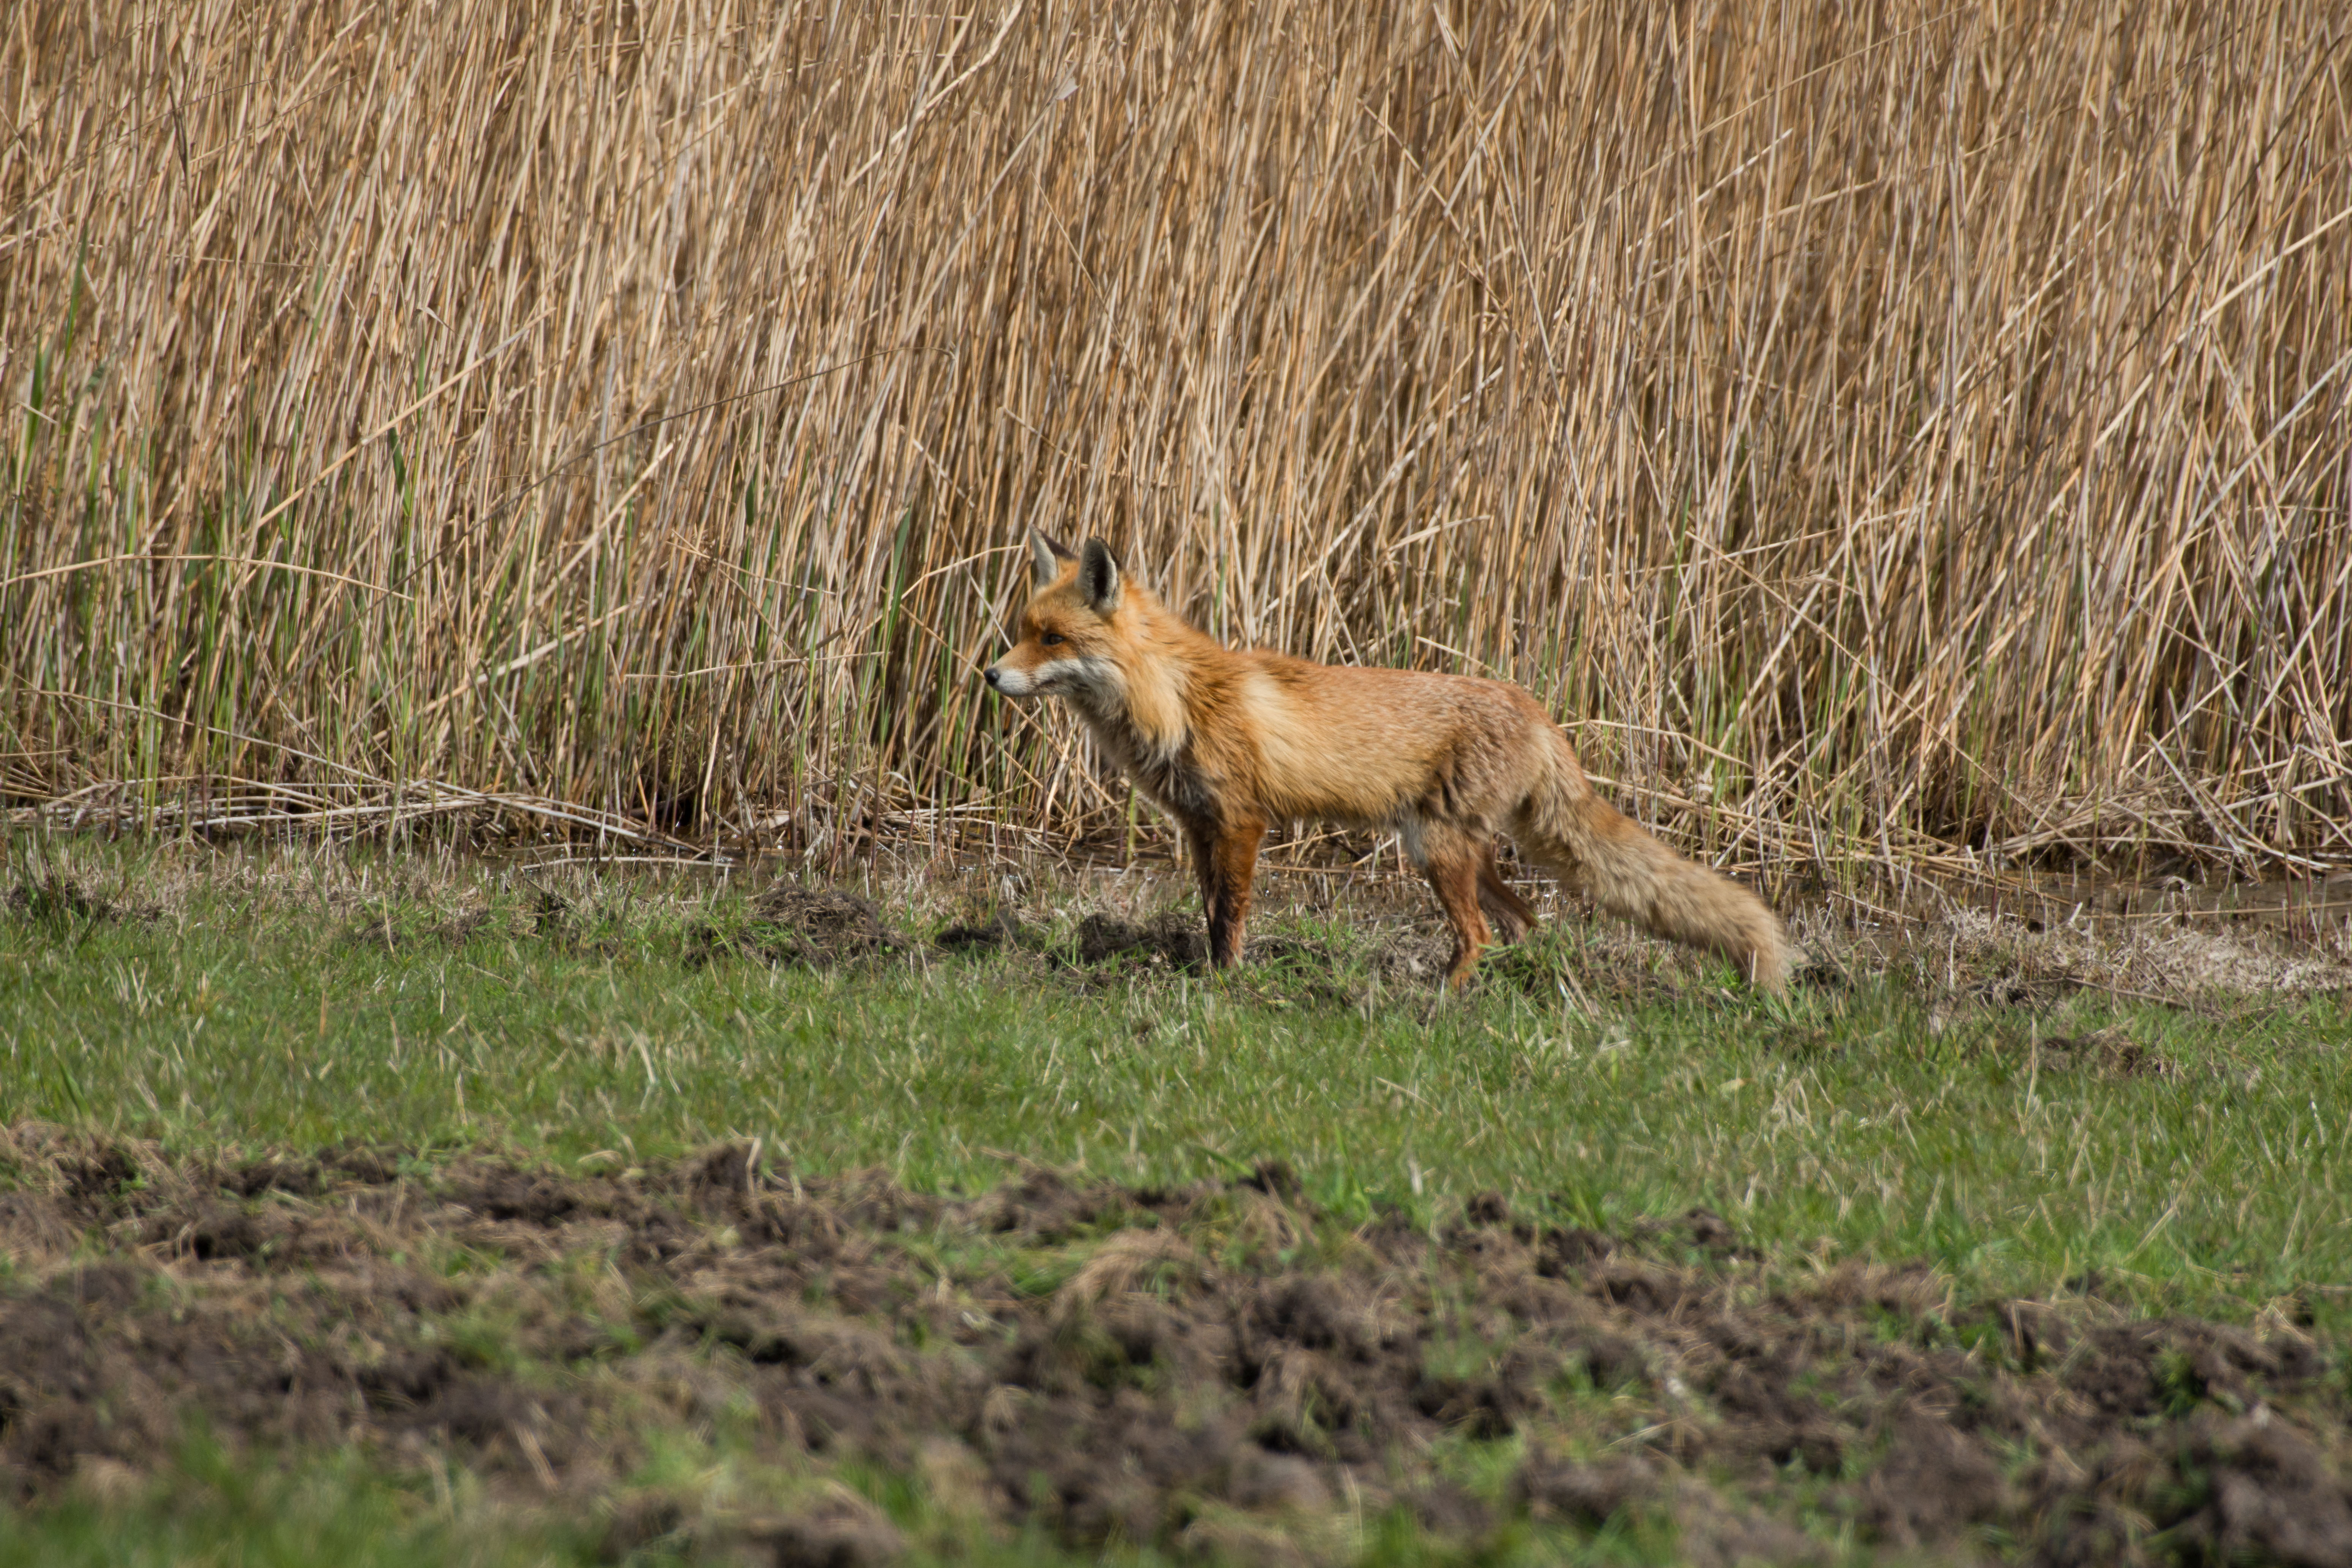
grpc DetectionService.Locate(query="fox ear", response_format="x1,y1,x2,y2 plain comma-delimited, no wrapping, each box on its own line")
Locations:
1029,529,1074,587
1079,538,1122,614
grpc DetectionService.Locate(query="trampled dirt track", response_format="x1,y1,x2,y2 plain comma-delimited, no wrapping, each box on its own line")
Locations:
2,1128,2349,1564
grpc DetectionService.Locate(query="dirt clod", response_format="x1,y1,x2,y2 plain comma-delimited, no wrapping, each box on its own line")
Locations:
2177,1417,2352,1568
1512,1454,1660,1525
934,908,1029,952
1073,911,1206,968
1463,1190,1510,1226
1860,1410,2006,1545
740,1503,907,1568
599,1491,687,1560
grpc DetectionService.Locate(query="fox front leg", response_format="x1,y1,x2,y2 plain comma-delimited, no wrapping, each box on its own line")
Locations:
1185,814,1266,969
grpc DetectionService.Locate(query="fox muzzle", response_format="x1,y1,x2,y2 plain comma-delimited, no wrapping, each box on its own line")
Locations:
983,662,1037,698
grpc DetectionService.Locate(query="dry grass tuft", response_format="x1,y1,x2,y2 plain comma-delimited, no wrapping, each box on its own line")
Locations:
3,2,2347,883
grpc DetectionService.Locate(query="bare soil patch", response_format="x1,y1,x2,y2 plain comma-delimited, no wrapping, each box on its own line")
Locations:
932,908,1031,953
698,885,1363,1004
1,1128,2347,1563
1070,910,1208,970
687,885,916,969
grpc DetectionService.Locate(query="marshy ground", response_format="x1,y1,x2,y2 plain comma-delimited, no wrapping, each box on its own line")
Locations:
2,836,2350,1564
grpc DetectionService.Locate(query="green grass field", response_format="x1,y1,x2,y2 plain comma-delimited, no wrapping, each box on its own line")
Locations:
3,835,2350,1564
7,840,2349,1315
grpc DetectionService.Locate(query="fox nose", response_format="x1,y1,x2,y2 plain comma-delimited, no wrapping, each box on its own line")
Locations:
983,666,1001,689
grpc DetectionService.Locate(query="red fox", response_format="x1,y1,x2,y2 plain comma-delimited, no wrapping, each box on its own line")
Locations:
985,533,1792,994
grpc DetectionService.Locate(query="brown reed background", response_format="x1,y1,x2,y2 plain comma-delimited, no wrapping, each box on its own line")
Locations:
3,1,2348,880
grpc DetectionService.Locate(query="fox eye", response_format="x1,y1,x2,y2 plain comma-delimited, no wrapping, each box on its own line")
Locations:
1041,632,1065,646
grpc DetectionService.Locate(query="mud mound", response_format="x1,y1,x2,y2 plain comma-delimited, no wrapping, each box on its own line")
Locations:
752,885,912,960
1374,929,1453,984
690,885,914,968
933,908,1031,953
3,1127,2347,1562
1072,910,1206,969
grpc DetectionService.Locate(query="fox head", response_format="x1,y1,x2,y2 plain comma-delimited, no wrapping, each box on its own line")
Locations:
983,531,1128,706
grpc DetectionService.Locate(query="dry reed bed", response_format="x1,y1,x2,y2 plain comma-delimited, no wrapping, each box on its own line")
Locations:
2,1,2347,882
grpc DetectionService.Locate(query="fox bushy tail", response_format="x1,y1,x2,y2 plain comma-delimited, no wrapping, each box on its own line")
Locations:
1517,733,1792,994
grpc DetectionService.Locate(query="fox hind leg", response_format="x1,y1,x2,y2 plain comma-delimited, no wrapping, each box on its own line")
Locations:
1421,835,1494,989
1476,845,1540,944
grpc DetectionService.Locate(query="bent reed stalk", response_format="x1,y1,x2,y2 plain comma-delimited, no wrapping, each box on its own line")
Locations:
2,1,2347,883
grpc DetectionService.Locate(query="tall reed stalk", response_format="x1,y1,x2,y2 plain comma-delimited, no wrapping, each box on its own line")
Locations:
3,1,2347,879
